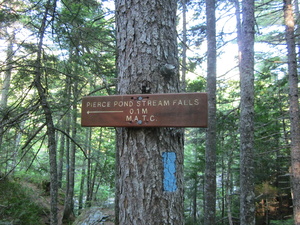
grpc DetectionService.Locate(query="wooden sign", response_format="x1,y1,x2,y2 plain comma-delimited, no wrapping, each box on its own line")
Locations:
81,92,207,127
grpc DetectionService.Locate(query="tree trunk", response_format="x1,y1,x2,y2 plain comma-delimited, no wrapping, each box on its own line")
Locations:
64,76,71,210
115,0,184,224
78,158,86,213
85,128,94,207
0,29,14,111
284,0,300,223
34,1,58,224
63,57,79,221
204,0,217,224
226,160,234,225
293,0,300,64
62,106,76,221
57,119,66,188
192,149,198,224
86,127,95,207
238,0,256,223
181,0,187,92
0,29,15,163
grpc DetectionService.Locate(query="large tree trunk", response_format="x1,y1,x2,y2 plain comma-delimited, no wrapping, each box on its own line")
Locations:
284,0,300,223
238,0,256,223
204,0,217,224
115,0,184,224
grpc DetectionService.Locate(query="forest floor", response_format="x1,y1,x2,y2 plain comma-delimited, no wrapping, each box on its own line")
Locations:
0,178,115,225
21,181,116,224
20,180,65,224
21,180,116,224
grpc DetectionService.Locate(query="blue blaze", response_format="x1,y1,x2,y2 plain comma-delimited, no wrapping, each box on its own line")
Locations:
162,152,177,192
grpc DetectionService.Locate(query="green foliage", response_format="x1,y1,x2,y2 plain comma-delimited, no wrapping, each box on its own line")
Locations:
14,170,49,186
186,77,206,92
253,57,289,186
270,218,294,225
255,182,278,197
0,179,48,225
184,128,206,223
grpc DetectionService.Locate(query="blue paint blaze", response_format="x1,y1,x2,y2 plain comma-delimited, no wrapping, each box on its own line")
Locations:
162,152,177,192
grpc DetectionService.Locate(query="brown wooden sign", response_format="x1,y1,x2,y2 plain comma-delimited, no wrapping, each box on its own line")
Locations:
81,92,208,127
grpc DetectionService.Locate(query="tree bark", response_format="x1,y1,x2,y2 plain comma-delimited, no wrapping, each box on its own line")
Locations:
238,0,256,223
204,0,217,224
284,0,300,223
115,0,184,224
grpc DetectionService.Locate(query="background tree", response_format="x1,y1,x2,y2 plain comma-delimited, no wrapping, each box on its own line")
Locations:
284,0,300,223
204,0,217,224
238,0,256,224
33,0,58,223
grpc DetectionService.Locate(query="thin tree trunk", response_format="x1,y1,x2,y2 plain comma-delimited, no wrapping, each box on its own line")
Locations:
115,0,184,224
293,0,300,63
204,0,217,223
86,127,92,207
90,130,103,200
57,122,65,189
225,142,235,225
192,148,198,224
78,158,86,213
114,128,120,223
34,1,58,224
239,0,256,223
226,174,234,225
284,0,300,223
181,0,187,92
91,162,100,199
221,156,225,225
0,30,14,111
64,76,71,211
63,60,78,221
0,29,14,161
